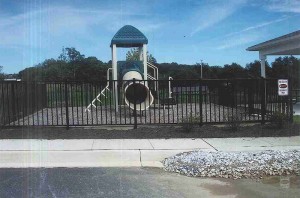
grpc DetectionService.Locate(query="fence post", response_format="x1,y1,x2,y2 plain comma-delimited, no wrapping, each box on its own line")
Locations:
261,79,266,124
289,78,293,123
133,78,137,129
199,79,203,126
11,82,17,124
248,81,254,114
65,81,69,130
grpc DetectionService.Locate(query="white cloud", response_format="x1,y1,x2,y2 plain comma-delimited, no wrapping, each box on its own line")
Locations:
251,0,300,13
224,16,289,37
216,33,261,50
190,0,247,36
266,0,300,13
0,5,164,48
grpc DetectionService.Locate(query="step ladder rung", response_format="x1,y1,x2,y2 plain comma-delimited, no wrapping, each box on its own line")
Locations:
85,83,111,112
96,98,102,103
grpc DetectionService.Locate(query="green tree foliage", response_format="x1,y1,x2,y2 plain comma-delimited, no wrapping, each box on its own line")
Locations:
59,47,85,62
157,62,198,79
148,54,157,64
19,47,110,81
16,46,300,90
271,56,300,88
75,57,109,81
219,63,247,78
126,48,139,61
126,48,157,64
0,66,4,80
193,63,222,79
209,66,223,79
245,60,271,78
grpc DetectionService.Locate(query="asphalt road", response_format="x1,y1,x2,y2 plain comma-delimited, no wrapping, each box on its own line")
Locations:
0,167,299,198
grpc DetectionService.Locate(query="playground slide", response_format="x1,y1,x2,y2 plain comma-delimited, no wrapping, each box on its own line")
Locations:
123,70,154,110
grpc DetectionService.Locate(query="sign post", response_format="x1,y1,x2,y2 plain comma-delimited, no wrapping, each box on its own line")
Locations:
278,79,289,96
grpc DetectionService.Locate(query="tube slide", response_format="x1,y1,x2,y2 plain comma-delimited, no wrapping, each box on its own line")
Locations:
123,70,154,111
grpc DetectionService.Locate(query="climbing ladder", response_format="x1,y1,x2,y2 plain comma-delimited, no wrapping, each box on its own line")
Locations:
147,62,159,91
85,68,112,112
147,62,175,107
160,76,176,109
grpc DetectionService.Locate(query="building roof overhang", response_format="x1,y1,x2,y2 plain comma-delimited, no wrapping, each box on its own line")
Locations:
247,30,300,55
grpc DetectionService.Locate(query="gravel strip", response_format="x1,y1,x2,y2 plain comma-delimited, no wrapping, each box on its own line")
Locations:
163,150,300,179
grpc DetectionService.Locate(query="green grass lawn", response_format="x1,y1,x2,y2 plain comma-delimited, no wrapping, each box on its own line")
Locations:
294,115,300,124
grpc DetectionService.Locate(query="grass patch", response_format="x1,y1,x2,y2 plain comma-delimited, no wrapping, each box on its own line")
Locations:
294,115,300,124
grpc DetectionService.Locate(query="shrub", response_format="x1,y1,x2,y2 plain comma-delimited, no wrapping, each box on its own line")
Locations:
225,113,242,132
181,113,202,133
294,115,300,124
270,111,289,129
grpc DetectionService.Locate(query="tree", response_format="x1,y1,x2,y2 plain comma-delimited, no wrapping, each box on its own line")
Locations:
57,47,86,80
220,63,247,79
126,48,139,61
148,54,157,64
75,56,109,81
126,48,157,64
194,62,216,79
19,47,112,82
209,66,223,79
245,60,271,78
0,66,4,80
59,47,85,62
271,56,300,88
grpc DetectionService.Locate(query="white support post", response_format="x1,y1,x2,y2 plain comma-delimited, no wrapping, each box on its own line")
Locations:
112,44,118,112
259,53,267,116
138,47,143,61
259,53,266,78
143,44,147,80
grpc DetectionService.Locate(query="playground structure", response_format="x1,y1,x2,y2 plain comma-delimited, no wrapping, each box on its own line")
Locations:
0,26,296,128
85,25,161,112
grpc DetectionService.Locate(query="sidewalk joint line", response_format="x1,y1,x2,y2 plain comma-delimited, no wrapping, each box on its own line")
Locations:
202,139,218,151
148,140,155,149
91,139,95,150
139,149,143,167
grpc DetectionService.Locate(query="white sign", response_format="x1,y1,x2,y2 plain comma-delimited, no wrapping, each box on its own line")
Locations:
278,79,288,96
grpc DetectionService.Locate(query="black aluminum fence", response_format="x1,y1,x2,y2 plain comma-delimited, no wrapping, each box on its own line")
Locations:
0,79,293,128
0,82,47,126
292,89,300,104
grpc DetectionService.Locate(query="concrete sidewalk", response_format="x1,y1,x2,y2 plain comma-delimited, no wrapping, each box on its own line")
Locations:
0,137,299,168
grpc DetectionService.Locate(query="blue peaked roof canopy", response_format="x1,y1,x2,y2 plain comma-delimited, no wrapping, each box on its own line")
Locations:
111,25,148,47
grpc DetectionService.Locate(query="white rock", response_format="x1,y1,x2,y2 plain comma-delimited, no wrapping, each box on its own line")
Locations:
163,150,300,179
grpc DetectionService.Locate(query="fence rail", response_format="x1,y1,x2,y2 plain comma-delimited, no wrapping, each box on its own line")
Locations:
292,89,300,104
0,82,47,126
0,79,293,128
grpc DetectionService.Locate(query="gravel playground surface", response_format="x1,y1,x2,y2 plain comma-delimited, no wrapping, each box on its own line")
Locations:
9,103,258,126
163,150,300,180
0,123,299,139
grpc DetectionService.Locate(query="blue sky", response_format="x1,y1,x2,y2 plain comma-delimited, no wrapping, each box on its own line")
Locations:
0,0,299,73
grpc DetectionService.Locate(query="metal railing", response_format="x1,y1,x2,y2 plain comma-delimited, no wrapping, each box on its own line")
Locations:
292,89,300,104
0,79,293,128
